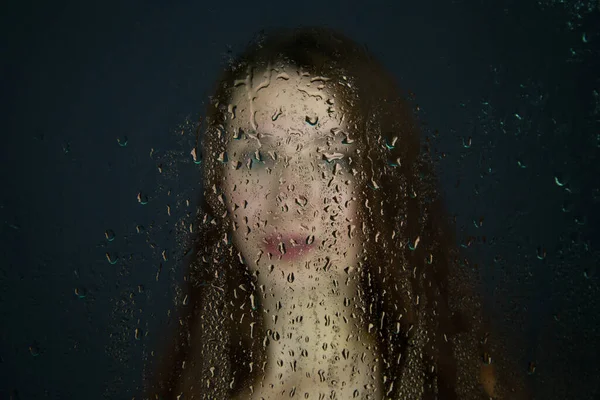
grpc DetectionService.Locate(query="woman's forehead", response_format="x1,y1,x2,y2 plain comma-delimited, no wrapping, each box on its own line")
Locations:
224,69,353,141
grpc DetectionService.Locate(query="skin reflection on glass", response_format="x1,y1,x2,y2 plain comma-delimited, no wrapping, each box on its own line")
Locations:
145,27,527,400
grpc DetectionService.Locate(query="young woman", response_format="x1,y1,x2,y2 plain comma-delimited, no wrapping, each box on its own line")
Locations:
146,27,518,399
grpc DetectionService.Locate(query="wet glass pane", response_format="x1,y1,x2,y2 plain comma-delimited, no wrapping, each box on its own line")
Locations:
1,1,599,399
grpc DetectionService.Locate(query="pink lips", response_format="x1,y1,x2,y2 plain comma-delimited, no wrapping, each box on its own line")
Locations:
263,234,315,261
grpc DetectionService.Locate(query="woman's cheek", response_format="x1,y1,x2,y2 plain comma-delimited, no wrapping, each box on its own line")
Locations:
225,186,264,230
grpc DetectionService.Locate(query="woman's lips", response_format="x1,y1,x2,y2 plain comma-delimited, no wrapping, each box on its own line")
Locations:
263,234,315,261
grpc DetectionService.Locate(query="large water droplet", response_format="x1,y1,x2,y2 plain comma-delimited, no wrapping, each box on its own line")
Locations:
536,246,546,260
342,348,349,360
137,192,148,205
105,252,118,264
318,369,326,382
385,136,398,149
305,115,318,126
408,236,420,251
104,229,115,242
342,134,355,144
74,287,87,299
462,136,472,148
218,151,228,163
233,128,243,140
190,148,201,164
322,152,344,162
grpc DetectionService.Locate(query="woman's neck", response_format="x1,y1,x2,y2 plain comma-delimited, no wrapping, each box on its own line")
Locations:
248,275,383,399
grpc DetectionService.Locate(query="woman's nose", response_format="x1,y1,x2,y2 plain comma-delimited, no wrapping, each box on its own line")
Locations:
272,161,314,211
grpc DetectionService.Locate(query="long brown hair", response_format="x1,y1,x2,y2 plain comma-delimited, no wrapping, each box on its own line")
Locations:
145,26,494,399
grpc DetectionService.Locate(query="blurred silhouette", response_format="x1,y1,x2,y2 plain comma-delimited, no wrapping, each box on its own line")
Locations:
145,27,524,399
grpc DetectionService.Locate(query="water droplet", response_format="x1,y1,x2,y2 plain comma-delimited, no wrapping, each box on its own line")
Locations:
528,361,536,375
287,272,295,283
218,151,228,163
322,152,344,162
135,328,142,340
137,192,149,205
278,242,286,255
105,252,118,264
561,199,573,213
190,148,201,164
482,352,492,364
117,136,128,147
385,136,398,149
74,287,87,299
232,128,243,140
408,236,420,251
388,157,401,167
295,196,308,207
136,225,145,233
305,115,318,126
29,344,40,357
104,229,115,241
318,369,326,382
536,246,546,260
342,348,349,360
554,175,566,187
342,134,355,144
462,136,472,148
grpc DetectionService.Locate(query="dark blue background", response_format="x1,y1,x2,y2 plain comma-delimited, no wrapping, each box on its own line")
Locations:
1,0,598,398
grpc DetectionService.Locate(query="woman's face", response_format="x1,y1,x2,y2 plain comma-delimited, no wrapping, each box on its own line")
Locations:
221,66,362,287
